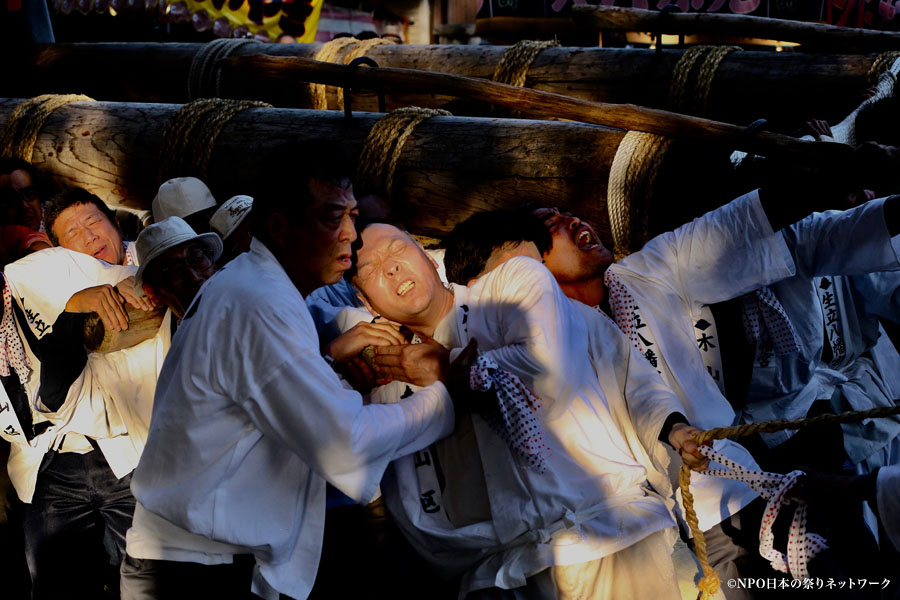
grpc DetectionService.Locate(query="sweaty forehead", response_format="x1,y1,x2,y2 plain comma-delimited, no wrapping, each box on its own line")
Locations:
360,224,410,251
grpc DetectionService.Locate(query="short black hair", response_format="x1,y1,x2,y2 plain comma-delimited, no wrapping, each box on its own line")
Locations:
249,144,353,245
443,208,551,285
42,188,118,245
0,156,58,201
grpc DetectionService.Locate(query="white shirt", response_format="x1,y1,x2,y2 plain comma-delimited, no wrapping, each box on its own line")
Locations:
3,245,166,502
743,198,900,464
368,257,679,593
606,190,796,530
129,239,455,600
876,464,900,551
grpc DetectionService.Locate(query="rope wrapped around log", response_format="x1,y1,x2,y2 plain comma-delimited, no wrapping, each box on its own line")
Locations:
866,51,900,87
310,37,397,111
0,94,94,161
607,130,673,259
187,38,260,100
669,45,742,116
157,97,271,184
492,39,560,88
681,404,900,599
491,39,560,118
355,106,451,201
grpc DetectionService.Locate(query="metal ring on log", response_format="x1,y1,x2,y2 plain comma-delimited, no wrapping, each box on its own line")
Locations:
669,45,742,117
309,37,397,111
0,94,94,161
310,37,360,110
607,130,673,260
157,97,271,184
336,39,397,111
355,106,452,201
187,38,260,100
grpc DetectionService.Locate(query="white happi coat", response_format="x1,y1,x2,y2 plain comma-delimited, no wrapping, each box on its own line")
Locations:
606,190,797,530
743,198,900,467
130,239,455,600
356,256,684,594
2,245,169,502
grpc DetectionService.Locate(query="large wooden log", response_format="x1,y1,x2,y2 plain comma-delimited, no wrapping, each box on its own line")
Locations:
84,306,167,353
573,5,900,53
0,98,624,239
12,42,885,128
222,56,818,161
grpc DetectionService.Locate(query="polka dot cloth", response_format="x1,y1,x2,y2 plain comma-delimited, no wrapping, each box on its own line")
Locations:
469,355,549,473
604,271,643,354
741,286,801,356
0,275,31,382
697,445,827,579
124,243,137,266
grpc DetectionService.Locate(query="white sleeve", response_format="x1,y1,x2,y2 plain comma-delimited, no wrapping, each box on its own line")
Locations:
237,327,454,504
476,257,589,417
613,190,795,307
783,196,900,279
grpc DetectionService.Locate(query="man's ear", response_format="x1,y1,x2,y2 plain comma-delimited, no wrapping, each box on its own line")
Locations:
142,284,161,305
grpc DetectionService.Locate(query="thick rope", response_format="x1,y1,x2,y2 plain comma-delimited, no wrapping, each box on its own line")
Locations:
0,94,94,161
681,404,900,599
669,45,741,116
157,98,271,184
355,107,450,200
607,131,673,259
866,51,900,87
310,37,397,111
492,39,560,88
188,38,259,100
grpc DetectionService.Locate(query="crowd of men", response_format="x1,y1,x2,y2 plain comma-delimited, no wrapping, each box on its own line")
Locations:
2,103,900,600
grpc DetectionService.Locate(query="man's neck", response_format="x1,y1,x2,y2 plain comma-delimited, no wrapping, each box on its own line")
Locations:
409,287,455,339
559,276,607,308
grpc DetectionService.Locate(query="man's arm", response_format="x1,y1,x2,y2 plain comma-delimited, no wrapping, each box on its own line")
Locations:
470,257,589,417
612,190,795,307
782,195,900,280
239,342,455,504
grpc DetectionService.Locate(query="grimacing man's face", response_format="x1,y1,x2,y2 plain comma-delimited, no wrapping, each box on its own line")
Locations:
353,224,444,324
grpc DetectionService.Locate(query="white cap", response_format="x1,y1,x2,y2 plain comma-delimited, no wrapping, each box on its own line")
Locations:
134,216,223,294
210,195,254,240
152,177,217,222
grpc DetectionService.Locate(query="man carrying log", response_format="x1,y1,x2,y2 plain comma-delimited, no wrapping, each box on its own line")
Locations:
2,188,165,598
524,159,900,594
345,219,709,600
125,149,472,600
